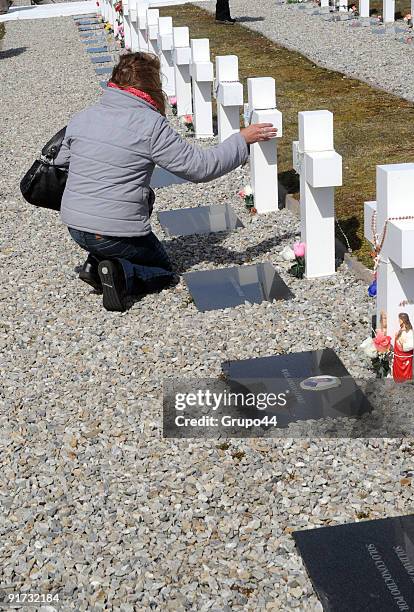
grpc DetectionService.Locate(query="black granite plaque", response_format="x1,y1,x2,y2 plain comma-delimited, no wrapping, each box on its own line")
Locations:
80,32,99,38
184,263,293,312
87,46,108,53
95,67,113,75
91,55,112,64
150,167,188,189
81,37,106,44
222,349,372,428
79,26,102,31
76,19,100,25
158,203,244,237
293,515,414,611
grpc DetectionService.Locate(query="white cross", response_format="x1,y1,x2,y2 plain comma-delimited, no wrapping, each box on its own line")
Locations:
189,39,214,139
158,16,176,96
173,27,193,117
364,164,414,340
135,1,149,51
247,77,282,214
359,0,370,18
215,55,243,144
146,8,160,56
122,0,132,50
383,0,395,23
292,110,342,278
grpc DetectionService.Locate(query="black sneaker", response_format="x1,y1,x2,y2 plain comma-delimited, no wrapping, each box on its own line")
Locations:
78,258,102,293
98,260,127,312
215,17,236,24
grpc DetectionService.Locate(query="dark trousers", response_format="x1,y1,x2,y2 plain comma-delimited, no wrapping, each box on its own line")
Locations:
216,0,231,20
69,228,174,295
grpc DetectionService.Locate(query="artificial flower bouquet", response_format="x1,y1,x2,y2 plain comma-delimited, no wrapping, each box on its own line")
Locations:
182,114,194,133
169,97,177,116
360,330,393,378
288,242,306,279
238,185,255,212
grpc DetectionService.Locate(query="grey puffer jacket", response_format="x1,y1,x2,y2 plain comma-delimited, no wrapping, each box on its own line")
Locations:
55,86,249,237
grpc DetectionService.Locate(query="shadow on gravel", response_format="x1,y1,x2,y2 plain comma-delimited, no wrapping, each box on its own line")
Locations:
0,46,27,59
166,230,298,274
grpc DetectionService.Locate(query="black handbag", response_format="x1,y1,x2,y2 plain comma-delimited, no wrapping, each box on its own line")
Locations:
20,127,68,211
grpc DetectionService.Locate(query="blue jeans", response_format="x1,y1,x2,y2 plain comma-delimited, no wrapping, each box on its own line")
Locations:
68,228,174,295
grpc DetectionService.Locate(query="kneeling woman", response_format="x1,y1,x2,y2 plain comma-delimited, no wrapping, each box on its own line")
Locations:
56,52,276,311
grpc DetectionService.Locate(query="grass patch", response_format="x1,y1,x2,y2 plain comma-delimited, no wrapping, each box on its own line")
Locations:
160,4,414,267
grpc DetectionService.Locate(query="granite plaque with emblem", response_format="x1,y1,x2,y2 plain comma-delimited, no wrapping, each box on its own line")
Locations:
222,349,372,428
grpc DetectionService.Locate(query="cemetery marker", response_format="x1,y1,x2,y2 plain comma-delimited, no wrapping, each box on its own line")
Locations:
247,77,283,214
190,39,214,139
215,55,243,143
293,110,342,279
173,27,193,117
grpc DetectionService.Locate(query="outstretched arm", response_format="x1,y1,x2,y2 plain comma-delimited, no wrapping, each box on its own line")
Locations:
150,116,248,183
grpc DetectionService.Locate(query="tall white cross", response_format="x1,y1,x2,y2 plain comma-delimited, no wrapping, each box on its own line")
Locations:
190,39,214,139
122,0,132,50
110,0,116,29
364,164,414,340
247,77,282,214
157,16,176,96
101,0,108,22
136,1,149,51
292,110,342,279
146,8,160,56
173,27,193,117
129,0,139,51
359,0,370,18
383,0,395,23
215,55,243,143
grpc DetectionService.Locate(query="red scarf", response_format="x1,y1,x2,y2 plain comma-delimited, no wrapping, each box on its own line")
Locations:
108,81,160,112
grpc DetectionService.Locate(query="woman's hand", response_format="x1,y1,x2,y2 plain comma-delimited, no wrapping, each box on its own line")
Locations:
241,123,278,145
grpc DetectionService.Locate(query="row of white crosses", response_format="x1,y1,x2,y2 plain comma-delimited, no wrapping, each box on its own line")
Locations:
97,0,413,350
99,1,343,281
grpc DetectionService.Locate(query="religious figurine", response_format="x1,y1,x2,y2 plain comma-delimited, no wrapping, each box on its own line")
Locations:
392,313,414,383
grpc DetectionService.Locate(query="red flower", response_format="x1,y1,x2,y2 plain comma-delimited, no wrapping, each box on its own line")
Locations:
373,331,392,353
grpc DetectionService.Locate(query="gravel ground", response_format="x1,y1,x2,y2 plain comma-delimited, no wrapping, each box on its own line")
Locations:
1,11,414,612
195,0,414,102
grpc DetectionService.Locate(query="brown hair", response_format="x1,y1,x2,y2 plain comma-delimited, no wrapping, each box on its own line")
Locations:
110,52,167,116
399,313,413,331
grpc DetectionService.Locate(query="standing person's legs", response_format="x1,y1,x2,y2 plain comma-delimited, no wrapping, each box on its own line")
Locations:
216,0,232,20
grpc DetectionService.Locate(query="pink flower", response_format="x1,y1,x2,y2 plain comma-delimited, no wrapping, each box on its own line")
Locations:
293,242,306,258
238,190,245,198
373,331,392,353
170,97,177,105
184,114,193,123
